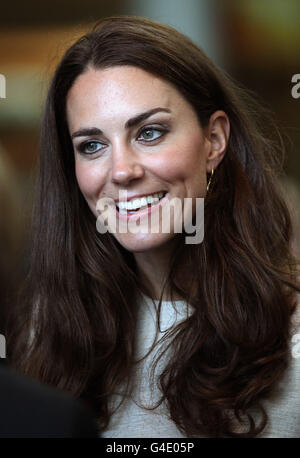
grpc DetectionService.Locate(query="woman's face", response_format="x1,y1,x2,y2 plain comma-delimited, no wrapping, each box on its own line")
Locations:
66,65,227,253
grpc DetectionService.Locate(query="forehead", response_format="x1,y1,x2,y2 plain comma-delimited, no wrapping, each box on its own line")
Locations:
66,65,187,121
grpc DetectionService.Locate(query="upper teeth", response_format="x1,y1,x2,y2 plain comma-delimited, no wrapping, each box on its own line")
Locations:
117,192,165,211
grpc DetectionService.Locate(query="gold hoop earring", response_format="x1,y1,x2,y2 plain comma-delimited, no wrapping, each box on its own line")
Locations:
206,168,214,192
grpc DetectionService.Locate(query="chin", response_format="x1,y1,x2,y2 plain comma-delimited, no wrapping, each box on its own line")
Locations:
114,232,175,253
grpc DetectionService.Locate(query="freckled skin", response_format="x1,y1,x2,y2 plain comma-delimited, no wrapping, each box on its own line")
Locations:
66,66,228,253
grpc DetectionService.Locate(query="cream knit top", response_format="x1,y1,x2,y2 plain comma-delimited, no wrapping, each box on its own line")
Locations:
102,295,300,438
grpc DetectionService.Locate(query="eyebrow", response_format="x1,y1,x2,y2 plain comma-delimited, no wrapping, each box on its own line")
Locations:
70,107,171,139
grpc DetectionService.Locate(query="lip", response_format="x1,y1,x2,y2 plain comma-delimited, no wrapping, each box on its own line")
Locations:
115,192,169,222
114,190,167,204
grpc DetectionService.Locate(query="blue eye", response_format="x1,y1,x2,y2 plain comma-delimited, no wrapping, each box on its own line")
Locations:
78,140,104,155
137,127,165,142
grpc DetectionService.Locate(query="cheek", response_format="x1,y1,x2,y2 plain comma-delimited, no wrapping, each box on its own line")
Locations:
159,138,206,183
75,160,105,202
168,139,208,197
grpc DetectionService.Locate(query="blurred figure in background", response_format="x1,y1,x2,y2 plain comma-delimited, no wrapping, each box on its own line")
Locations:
0,144,22,336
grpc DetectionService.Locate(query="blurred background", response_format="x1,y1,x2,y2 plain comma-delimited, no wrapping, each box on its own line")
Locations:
0,0,299,333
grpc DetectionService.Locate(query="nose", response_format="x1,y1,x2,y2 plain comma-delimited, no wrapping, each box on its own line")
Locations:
111,144,145,185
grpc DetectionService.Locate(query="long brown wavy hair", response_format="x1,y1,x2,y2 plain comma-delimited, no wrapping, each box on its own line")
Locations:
8,16,299,437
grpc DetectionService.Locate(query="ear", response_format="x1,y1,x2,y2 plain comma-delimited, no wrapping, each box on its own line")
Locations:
204,110,230,173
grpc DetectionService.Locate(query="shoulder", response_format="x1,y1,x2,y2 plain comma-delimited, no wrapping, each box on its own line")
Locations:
291,300,300,329
291,302,300,360
0,364,98,438
259,311,300,438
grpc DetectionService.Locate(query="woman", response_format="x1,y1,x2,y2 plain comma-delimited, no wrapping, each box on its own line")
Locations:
9,16,299,438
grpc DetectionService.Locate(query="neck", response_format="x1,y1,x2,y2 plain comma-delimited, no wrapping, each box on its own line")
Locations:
134,237,183,301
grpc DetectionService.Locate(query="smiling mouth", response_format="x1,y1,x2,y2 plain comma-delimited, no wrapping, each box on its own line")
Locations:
116,191,167,215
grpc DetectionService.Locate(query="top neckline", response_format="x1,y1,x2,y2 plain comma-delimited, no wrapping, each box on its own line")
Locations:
141,293,188,306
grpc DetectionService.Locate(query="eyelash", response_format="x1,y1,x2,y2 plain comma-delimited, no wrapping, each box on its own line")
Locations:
136,125,168,142
76,125,169,155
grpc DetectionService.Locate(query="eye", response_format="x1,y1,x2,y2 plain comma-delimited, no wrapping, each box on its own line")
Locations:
137,127,166,142
78,140,105,155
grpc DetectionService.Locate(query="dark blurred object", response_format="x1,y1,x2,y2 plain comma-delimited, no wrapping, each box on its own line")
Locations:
0,363,98,437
